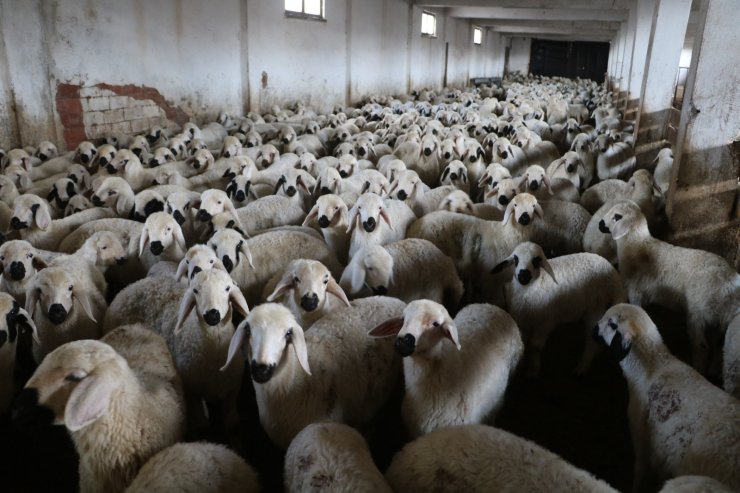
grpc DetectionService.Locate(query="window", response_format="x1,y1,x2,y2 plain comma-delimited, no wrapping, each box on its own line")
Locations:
285,0,325,20
421,11,436,37
473,27,482,45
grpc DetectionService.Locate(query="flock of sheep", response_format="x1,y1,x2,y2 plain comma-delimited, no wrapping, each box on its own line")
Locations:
0,73,739,493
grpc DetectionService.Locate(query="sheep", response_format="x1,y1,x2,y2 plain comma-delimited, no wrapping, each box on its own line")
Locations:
370,300,523,436
384,424,617,493
0,240,47,305
569,132,596,188
408,193,544,303
658,476,736,493
220,297,404,449
546,151,587,189
439,160,470,193
594,134,636,181
652,147,673,194
724,314,740,399
125,442,259,493
592,304,740,492
103,270,249,439
492,241,626,376
483,177,520,210
138,212,188,268
438,189,503,220
491,136,528,174
458,138,486,191
262,259,351,329
600,201,740,375
346,192,416,259
33,140,58,161
208,228,342,306
518,164,580,203
0,174,20,207
183,121,228,150
302,193,351,264
278,125,326,157
341,238,463,310
63,194,94,217
0,293,37,413
12,324,185,493
284,423,391,493
386,169,456,216
25,265,106,363
10,194,115,250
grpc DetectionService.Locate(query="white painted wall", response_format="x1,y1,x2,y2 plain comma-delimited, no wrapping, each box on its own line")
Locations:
507,37,532,75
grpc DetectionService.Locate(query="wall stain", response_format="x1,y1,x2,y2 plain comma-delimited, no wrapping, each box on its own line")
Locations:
261,71,268,89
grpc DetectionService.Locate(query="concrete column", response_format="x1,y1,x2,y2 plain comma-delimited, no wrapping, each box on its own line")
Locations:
619,1,638,109
667,0,740,267
634,0,691,148
626,0,657,106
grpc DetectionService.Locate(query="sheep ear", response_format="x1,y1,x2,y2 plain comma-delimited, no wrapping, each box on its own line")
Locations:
368,317,403,337
267,274,295,302
302,204,319,227
32,256,48,270
221,321,249,371
175,289,196,335
379,207,394,231
138,227,149,257
490,255,513,274
326,277,351,307
21,156,33,173
290,327,311,375
24,284,38,319
33,203,51,230
340,261,362,294
238,241,254,269
502,200,516,225
65,372,118,431
74,289,98,323
17,307,40,344
442,321,461,350
610,216,632,240
540,256,557,283
229,285,250,317
534,202,544,219
386,179,399,198
20,173,33,191
224,197,245,232
541,173,553,194
346,204,359,234
175,258,188,281
173,224,187,252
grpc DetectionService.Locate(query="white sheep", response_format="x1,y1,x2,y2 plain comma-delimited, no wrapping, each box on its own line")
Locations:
439,160,470,193
183,121,228,150
0,240,47,305
593,304,740,491
346,192,416,259
492,241,626,376
125,442,259,493
437,189,503,220
600,201,740,375
0,293,38,413
284,423,391,493
221,297,404,449
386,169,456,216
340,238,463,310
12,324,185,493
262,258,351,329
370,300,523,436
723,314,740,399
569,132,596,188
658,476,736,493
652,147,673,194
594,134,636,181
385,424,617,492
302,193,351,264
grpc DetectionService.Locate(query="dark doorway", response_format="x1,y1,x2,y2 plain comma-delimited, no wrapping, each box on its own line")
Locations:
529,39,610,82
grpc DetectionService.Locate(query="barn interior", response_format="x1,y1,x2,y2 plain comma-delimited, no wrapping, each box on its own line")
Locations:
0,1,738,492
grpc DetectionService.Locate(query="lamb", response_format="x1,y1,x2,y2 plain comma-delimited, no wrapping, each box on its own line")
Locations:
723,314,740,399
25,265,106,363
340,239,463,311
125,442,259,493
594,134,636,180
138,212,188,268
569,132,596,188
439,160,470,193
302,193,351,264
174,244,228,282
492,241,626,376
220,297,404,449
278,125,326,157
370,300,523,436
346,192,416,259
64,194,94,217
592,304,740,492
12,324,185,493
658,476,736,493
183,121,228,150
103,270,249,439
384,425,617,492
546,152,587,189
284,423,391,493
262,259,350,329
438,189,503,220
652,147,673,194
600,201,740,374
0,240,47,305
10,194,115,250
0,293,37,413
386,169,456,216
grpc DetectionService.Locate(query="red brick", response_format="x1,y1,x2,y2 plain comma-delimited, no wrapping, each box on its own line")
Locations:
64,126,87,148
56,98,81,115
56,83,80,99
60,112,83,126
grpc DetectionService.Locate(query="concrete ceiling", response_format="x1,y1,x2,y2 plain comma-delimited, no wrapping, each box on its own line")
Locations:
412,0,630,42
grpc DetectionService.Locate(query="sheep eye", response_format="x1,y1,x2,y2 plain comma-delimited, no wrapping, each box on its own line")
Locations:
433,321,440,327
68,285,73,291
193,289,199,294
65,374,84,383
101,246,107,250
286,328,294,342
614,214,623,221
225,286,230,292
513,255,519,266
323,278,329,284
27,253,33,258
293,276,300,284
209,259,214,264
108,191,115,196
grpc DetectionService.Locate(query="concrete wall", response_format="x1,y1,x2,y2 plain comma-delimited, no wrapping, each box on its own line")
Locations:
507,37,532,75
0,0,502,150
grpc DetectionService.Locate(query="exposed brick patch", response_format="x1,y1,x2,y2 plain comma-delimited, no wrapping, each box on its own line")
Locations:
55,84,86,149
97,83,189,125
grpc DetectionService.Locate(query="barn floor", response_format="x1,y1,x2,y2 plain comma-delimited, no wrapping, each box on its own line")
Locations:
1,304,693,493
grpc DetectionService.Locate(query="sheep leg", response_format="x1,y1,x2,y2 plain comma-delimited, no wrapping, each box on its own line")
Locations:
573,315,603,375
629,401,653,493
687,314,710,375
524,326,550,378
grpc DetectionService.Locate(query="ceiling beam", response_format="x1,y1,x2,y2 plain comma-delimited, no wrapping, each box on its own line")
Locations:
445,7,629,22
488,25,617,36
413,0,630,10
470,19,621,31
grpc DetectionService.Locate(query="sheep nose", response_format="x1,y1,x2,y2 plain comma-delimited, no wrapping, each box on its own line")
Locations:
196,209,211,222
395,334,416,357
223,151,231,158
300,293,319,311
444,152,451,159
235,191,246,202
222,256,234,273
38,153,48,161
567,165,575,173
80,154,90,164
450,173,457,181
372,286,387,295
99,157,109,166
358,147,366,156
106,164,117,174
193,162,201,169
598,220,610,234
9,261,26,280
318,215,330,228
320,187,332,195
116,257,127,265
172,211,186,226
48,304,68,324
190,266,202,278
12,388,54,428
501,151,508,159
469,155,476,163
132,148,142,157
91,195,104,207
149,158,159,167
339,170,349,178
498,195,510,206
149,241,164,256
251,361,276,383
424,148,432,157
518,212,531,226
363,217,376,232
203,309,221,326
516,269,532,285
529,181,539,191
286,186,296,197
10,217,27,230
397,190,408,201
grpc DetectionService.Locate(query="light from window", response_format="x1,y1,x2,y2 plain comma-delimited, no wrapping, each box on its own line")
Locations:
473,27,482,45
285,0,324,18
421,11,436,37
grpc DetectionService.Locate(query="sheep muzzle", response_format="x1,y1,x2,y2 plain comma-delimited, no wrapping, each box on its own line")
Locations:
362,217,376,232
395,334,416,357
9,261,26,280
48,304,68,325
251,361,276,383
10,217,28,230
300,293,319,312
12,388,54,428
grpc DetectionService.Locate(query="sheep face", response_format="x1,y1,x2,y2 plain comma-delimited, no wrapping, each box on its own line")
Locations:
598,200,646,240
11,195,51,231
64,195,93,217
0,240,43,283
492,138,514,161
486,178,519,209
87,231,127,266
388,170,422,202
47,178,78,210
244,131,262,148
13,339,123,430
336,155,357,178
420,134,439,159
95,144,118,169
25,268,97,326
129,136,150,159
257,145,280,168
168,137,188,160
92,177,128,209
66,165,92,193
369,300,459,357
520,165,549,193
75,142,98,167
502,193,543,227
148,147,175,168
279,126,297,146
196,190,240,226
267,260,349,312
131,190,165,222
439,190,474,215
139,212,186,257
225,176,252,205
333,142,354,159
591,303,653,362
165,193,192,227
440,161,468,189
209,230,253,274
275,169,314,199
175,270,248,331
221,136,242,159
346,245,393,295
315,167,342,196
304,194,348,229
35,141,58,162
106,149,137,176
347,193,392,234
439,139,458,161
145,126,164,145
490,241,556,286
176,245,225,281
